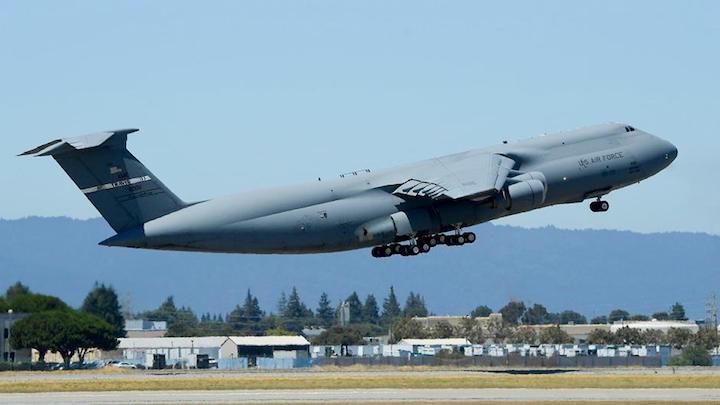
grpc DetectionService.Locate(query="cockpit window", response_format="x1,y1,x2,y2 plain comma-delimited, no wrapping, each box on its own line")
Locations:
624,126,635,132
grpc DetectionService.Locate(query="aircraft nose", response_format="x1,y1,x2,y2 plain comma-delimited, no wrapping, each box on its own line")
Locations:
663,139,678,164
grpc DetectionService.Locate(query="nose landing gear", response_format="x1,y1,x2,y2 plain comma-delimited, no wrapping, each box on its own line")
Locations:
590,199,609,212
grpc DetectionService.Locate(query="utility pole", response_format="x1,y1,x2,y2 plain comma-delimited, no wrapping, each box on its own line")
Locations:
705,293,718,336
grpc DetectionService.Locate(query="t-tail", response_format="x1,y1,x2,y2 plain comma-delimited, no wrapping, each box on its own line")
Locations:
20,129,186,234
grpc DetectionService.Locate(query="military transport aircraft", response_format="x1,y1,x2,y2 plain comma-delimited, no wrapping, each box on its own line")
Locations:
22,123,677,257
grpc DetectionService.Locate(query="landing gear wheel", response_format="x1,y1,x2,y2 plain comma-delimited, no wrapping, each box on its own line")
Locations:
590,200,609,212
392,244,403,254
456,235,466,245
409,245,421,255
371,247,381,257
437,234,446,244
419,242,431,253
463,232,476,243
427,237,438,247
382,246,393,256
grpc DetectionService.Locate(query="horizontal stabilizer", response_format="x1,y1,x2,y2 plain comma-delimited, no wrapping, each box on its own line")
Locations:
19,129,139,157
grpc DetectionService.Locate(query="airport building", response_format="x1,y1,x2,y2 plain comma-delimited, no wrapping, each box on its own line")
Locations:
0,311,30,363
124,320,168,338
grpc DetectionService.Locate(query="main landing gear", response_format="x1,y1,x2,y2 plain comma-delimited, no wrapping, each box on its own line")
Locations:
371,231,477,258
589,198,609,212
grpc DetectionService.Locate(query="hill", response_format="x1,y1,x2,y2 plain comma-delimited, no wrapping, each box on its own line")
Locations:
0,217,717,319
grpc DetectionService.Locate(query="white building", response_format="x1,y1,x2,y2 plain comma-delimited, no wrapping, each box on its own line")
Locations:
118,336,227,366
609,320,699,333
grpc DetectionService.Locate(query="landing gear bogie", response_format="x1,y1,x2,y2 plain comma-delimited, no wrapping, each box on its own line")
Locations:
370,231,477,258
590,199,610,212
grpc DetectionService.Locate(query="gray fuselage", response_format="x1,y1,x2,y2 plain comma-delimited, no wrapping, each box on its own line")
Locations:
103,123,677,254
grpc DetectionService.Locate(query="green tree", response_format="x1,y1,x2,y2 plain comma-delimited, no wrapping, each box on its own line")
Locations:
586,329,617,344
692,327,720,350
381,286,402,325
652,312,670,320
403,292,428,318
167,307,199,336
559,310,587,325
281,287,313,332
590,315,608,324
312,325,365,346
432,321,455,339
9,312,56,362
509,326,538,344
457,317,484,344
81,282,125,337
344,292,363,324
615,326,644,344
670,302,687,321
362,294,379,325
389,318,427,343
5,282,30,301
608,309,630,323
629,314,650,321
228,290,265,335
668,344,712,366
667,327,693,349
486,316,513,343
538,325,573,344
316,293,335,328
8,293,68,313
277,292,288,315
75,312,119,364
470,305,493,318
641,329,667,345
522,303,550,325
499,300,525,325
140,296,177,322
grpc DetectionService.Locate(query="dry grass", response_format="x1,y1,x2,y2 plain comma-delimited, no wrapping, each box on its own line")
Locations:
2,373,720,393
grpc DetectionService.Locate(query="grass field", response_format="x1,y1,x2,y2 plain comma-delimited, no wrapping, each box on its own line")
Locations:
2,373,720,393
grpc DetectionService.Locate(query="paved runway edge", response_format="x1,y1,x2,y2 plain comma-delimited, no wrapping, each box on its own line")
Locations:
4,388,720,404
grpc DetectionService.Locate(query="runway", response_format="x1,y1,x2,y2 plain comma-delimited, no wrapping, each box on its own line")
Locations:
5,388,720,404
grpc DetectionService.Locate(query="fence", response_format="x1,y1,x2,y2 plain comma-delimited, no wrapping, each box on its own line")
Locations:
257,358,311,369
313,355,662,368
218,358,248,370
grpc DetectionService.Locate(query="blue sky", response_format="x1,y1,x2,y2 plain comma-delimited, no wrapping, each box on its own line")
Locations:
2,1,718,234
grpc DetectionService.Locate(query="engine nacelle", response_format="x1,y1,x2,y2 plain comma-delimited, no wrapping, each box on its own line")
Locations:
356,209,437,242
504,178,547,212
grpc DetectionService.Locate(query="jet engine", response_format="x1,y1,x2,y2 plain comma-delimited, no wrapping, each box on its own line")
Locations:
356,208,437,243
504,176,547,212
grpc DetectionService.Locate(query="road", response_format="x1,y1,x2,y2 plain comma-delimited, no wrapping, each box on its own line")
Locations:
5,388,720,404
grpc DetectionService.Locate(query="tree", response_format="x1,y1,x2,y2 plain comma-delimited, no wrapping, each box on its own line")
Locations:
692,327,720,350
641,329,667,345
403,292,428,318
344,292,363,324
486,316,513,343
312,325,365,346
9,312,56,362
75,312,119,364
316,293,335,328
608,309,630,323
652,312,670,321
667,327,693,349
381,286,402,325
590,315,608,324
586,329,617,345
228,290,265,335
457,317,484,344
432,321,455,339
5,282,30,301
615,326,644,344
470,305,493,318
670,302,687,321
167,307,198,336
362,295,379,325
281,287,313,332
499,301,525,325
629,314,650,321
509,326,537,344
667,344,712,366
538,325,573,344
81,282,125,337
522,304,550,325
559,310,587,325
7,293,68,313
277,292,288,315
140,296,177,322
389,318,427,343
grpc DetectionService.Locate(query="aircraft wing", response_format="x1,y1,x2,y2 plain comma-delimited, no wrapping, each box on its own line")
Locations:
392,153,516,201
